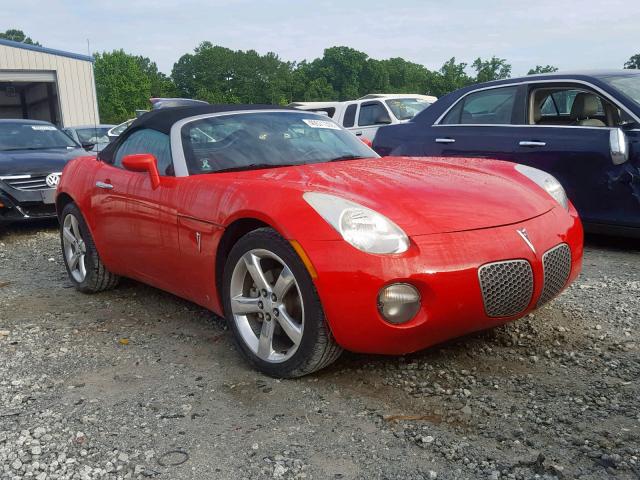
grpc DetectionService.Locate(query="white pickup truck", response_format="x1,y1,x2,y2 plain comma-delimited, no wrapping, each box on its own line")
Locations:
289,94,436,141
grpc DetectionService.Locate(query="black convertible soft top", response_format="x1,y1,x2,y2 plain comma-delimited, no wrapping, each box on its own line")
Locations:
129,104,294,135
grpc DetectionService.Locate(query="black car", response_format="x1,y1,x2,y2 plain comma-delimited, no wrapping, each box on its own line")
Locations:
373,70,640,237
0,119,88,223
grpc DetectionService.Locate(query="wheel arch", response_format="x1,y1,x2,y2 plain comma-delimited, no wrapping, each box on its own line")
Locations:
215,217,274,310
55,192,75,220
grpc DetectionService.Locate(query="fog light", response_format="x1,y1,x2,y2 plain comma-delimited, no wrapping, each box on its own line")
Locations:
377,283,421,324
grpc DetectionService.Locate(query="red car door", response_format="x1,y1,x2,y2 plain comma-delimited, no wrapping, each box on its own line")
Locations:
90,129,181,291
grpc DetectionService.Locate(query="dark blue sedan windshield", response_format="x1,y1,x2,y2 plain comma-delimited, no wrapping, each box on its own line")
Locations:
181,111,377,174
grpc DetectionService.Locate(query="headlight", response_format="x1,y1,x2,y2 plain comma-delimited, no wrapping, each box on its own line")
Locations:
303,192,409,254
515,164,569,210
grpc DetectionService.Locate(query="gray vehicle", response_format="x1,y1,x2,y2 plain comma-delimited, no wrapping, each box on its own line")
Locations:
63,125,114,152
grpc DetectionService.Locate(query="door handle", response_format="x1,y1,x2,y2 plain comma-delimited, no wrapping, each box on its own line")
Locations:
355,131,363,136
435,138,455,144
519,141,546,147
95,181,114,190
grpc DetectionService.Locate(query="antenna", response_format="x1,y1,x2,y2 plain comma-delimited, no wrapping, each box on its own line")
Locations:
86,38,100,155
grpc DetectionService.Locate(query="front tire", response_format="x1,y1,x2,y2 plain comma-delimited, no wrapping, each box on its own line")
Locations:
60,202,119,293
222,228,342,377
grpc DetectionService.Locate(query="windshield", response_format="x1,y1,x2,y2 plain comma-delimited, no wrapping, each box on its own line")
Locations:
0,123,78,151
385,98,432,120
76,127,110,144
602,74,640,108
181,111,377,175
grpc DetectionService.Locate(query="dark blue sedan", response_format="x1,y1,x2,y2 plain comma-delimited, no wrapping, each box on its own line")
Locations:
373,70,640,237
0,119,87,223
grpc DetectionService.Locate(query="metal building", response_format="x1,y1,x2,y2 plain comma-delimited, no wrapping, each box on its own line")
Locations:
0,38,99,127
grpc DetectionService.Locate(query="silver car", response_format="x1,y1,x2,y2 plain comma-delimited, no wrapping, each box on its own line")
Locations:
63,124,114,152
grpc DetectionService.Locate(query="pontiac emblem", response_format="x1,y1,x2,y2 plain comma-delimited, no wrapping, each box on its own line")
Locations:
517,228,536,254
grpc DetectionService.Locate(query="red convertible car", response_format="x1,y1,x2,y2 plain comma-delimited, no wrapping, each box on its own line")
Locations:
56,105,583,377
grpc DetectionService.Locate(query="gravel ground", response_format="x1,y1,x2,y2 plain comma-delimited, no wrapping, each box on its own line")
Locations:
0,221,638,480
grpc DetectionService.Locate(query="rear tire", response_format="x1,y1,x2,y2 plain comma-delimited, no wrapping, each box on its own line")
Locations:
60,202,119,293
222,227,342,378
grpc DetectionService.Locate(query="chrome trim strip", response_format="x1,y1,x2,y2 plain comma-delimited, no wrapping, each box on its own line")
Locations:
0,175,31,180
170,110,333,178
433,78,640,126
432,124,620,130
5,179,45,185
14,205,30,218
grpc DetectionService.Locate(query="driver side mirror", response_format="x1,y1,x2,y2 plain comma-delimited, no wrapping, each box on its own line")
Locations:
610,128,629,165
81,142,95,151
122,153,161,189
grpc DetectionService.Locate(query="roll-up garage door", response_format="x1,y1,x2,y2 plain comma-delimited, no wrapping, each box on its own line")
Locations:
0,71,61,124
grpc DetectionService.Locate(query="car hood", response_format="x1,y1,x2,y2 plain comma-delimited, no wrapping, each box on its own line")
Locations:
255,156,556,236
0,147,88,176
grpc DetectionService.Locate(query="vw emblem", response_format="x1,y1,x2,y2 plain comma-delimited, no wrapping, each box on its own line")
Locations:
516,228,536,254
45,173,61,188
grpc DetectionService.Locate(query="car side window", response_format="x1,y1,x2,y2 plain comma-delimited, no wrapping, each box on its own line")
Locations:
343,104,357,127
441,86,518,125
113,129,173,176
358,101,391,126
530,86,626,128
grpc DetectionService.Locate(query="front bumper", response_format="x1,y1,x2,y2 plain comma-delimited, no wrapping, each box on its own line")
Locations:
0,182,57,223
302,207,583,354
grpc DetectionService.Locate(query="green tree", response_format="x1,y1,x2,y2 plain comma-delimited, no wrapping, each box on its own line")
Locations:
472,56,512,83
94,50,153,123
321,46,368,100
428,57,473,96
0,29,40,45
134,56,177,98
170,43,528,103
172,42,293,104
528,65,558,75
172,43,237,102
624,54,640,69
359,59,391,95
381,57,429,93
305,77,337,102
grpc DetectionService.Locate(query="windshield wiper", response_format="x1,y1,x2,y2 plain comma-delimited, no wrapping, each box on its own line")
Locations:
213,163,297,174
326,155,370,163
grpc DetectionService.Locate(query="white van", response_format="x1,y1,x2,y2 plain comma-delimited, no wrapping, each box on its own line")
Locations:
289,94,436,141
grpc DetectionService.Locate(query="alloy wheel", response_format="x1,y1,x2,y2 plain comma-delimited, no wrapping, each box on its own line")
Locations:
62,214,87,283
229,248,304,363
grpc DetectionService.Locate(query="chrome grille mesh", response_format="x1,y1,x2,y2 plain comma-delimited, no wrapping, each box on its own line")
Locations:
478,260,533,317
538,243,572,306
3,175,50,191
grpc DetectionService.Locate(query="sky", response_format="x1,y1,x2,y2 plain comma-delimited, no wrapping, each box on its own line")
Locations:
4,0,639,76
